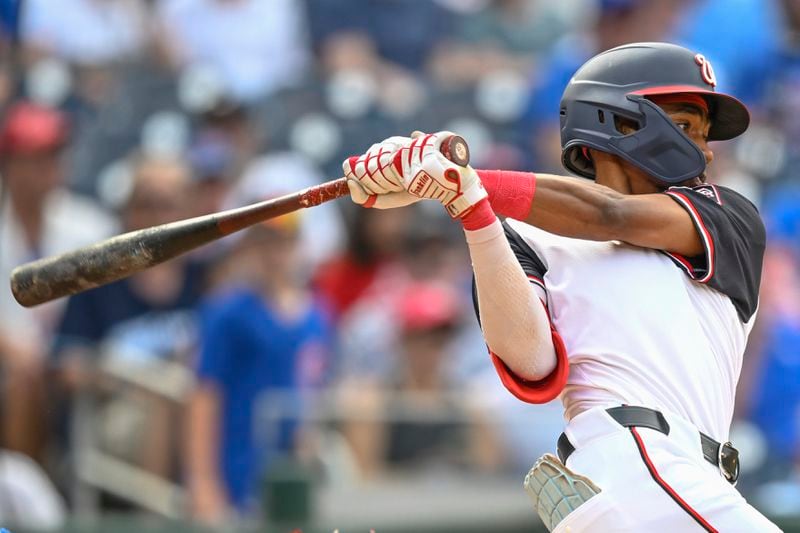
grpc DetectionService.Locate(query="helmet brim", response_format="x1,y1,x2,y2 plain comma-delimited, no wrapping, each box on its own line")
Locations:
630,85,750,141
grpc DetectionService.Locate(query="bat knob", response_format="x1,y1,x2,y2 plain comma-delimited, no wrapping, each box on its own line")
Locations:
440,135,470,167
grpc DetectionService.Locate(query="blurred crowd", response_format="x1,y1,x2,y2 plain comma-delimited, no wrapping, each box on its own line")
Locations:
0,0,799,530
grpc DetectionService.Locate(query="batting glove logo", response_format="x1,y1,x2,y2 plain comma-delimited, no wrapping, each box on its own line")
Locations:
409,170,458,205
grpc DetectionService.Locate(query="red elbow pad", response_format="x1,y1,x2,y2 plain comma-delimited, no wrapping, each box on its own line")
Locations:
490,324,569,404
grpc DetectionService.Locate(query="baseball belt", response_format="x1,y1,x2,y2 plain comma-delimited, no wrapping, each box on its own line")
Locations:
557,406,740,485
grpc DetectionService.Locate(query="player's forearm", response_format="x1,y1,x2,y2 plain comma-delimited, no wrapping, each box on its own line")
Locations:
529,173,631,240
479,170,703,256
465,219,557,381
479,170,626,241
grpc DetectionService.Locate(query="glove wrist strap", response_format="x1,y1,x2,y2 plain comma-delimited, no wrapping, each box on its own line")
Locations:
445,180,488,218
460,197,495,230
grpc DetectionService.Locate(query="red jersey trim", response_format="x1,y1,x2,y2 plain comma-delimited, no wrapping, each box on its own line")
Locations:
709,184,723,206
527,274,546,291
664,191,716,283
629,427,719,532
489,309,569,404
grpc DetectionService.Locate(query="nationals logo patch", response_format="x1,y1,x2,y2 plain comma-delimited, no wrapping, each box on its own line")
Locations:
694,54,717,88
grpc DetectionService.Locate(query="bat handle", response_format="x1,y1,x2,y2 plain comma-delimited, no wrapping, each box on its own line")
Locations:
440,135,470,167
301,134,470,207
299,177,350,208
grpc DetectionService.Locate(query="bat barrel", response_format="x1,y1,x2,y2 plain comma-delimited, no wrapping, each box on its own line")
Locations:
10,218,221,307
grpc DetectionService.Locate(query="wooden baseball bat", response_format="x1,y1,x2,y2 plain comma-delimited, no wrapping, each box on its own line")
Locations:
10,135,470,307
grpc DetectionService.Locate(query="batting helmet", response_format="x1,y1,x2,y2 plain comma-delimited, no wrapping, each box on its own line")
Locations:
559,42,750,184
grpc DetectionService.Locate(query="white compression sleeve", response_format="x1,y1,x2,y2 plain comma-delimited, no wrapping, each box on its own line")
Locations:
465,219,557,380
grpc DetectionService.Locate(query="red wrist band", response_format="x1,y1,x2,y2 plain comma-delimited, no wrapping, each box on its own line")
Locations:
476,169,536,221
460,197,496,230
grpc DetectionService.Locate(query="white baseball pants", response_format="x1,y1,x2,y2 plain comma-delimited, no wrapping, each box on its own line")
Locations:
553,407,781,532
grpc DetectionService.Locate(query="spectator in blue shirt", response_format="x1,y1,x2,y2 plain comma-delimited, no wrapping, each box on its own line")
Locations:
186,211,332,525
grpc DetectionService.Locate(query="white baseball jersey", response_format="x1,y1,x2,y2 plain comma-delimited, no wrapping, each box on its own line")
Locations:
483,183,765,443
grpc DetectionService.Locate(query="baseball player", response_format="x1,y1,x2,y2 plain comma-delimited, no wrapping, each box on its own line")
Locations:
342,42,780,532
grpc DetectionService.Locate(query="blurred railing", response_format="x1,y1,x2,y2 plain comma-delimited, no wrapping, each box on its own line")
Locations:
60,362,800,533
68,360,542,529
70,356,193,519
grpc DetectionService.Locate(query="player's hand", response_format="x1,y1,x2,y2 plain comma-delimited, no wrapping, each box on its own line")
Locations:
343,136,422,209
399,130,487,218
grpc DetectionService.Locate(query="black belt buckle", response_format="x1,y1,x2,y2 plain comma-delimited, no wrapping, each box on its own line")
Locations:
719,441,740,485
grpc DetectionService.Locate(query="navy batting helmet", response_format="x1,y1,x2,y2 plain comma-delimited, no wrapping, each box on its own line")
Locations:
559,42,750,185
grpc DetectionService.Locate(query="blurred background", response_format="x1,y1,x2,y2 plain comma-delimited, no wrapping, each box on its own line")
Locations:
0,0,799,531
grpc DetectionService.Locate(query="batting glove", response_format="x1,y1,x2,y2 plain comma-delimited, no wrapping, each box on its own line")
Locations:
343,136,422,209
400,131,488,219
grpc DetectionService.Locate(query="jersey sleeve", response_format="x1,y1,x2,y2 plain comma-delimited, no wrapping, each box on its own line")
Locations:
470,221,569,404
663,184,766,322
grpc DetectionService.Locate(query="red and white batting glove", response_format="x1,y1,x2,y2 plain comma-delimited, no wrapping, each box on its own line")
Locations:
399,131,488,219
343,136,421,209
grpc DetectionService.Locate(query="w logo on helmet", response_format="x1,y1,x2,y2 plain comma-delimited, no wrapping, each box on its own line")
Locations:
560,42,749,183
694,54,717,87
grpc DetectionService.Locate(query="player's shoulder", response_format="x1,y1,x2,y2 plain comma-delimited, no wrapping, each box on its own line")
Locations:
667,183,758,212
667,183,765,234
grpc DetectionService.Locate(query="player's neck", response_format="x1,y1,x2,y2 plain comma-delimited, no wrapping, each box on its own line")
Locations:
592,152,663,195
595,168,663,195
